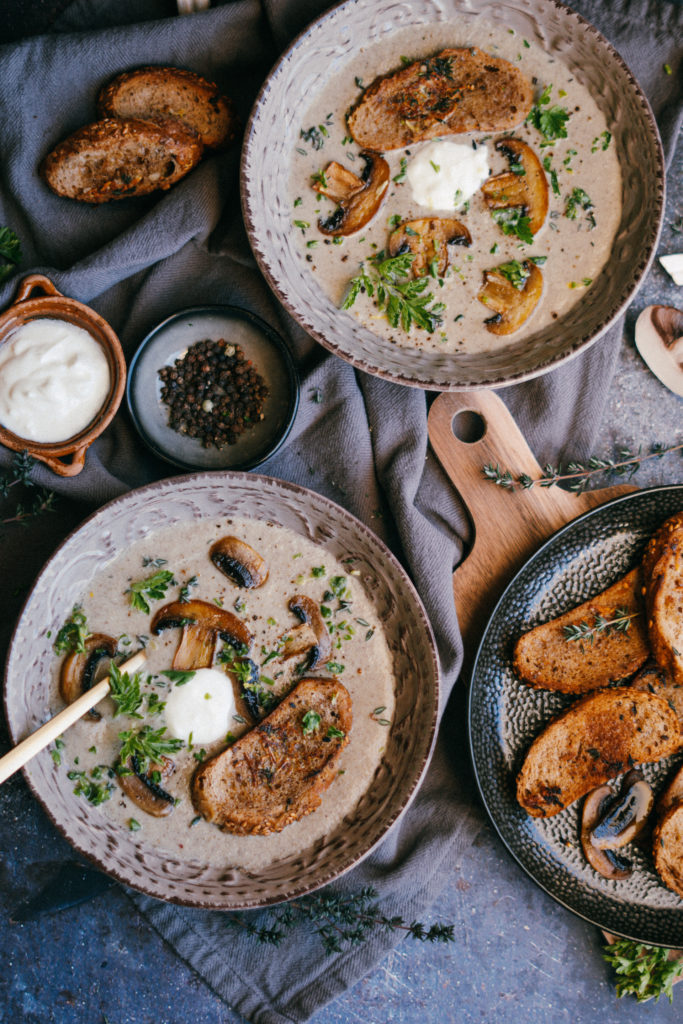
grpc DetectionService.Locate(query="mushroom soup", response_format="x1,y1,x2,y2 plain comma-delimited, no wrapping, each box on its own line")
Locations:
51,516,395,870
290,22,622,354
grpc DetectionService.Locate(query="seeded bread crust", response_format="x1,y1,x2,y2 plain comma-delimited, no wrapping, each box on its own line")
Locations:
630,661,683,728
97,66,238,150
41,117,203,203
192,677,352,835
516,687,681,818
658,763,683,817
653,801,683,899
642,515,683,686
347,47,533,151
513,569,649,694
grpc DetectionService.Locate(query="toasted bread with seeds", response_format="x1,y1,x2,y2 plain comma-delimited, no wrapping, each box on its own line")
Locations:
41,117,203,203
97,66,238,151
192,677,351,835
347,47,533,151
653,801,683,899
513,569,649,694
516,688,681,818
630,661,683,728
642,514,683,685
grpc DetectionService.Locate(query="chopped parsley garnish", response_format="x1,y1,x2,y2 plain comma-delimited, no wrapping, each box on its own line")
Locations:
300,125,326,150
178,575,198,603
526,84,570,141
129,818,141,831
326,660,345,674
302,710,322,735
429,160,440,173
142,556,167,568
161,669,196,686
109,663,144,718
542,156,560,196
311,566,326,578
388,213,402,229
311,169,328,189
592,130,612,153
565,187,594,220
393,157,408,184
68,767,115,805
146,692,166,716
126,569,175,614
342,252,445,333
491,208,534,244
494,260,530,290
327,726,345,739
53,605,90,655
294,220,310,233
0,226,22,283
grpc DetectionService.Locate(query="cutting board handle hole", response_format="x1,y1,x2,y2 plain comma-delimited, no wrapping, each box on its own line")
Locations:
452,410,487,444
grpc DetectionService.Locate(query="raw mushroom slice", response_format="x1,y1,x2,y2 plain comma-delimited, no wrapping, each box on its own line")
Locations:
477,260,543,334
119,755,175,817
318,151,390,236
287,594,332,669
151,599,253,671
312,161,365,203
481,138,549,236
659,254,683,286
580,784,633,879
388,218,472,277
634,305,683,398
59,634,117,720
590,770,654,850
209,536,268,589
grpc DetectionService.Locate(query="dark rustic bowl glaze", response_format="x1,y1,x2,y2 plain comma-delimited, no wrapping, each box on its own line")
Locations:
241,0,664,391
0,274,126,476
4,472,440,910
470,486,683,947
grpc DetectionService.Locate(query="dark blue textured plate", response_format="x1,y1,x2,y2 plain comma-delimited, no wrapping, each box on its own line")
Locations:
469,485,683,947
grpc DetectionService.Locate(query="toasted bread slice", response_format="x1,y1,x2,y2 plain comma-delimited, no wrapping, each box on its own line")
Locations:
516,688,681,818
658,763,683,817
630,661,683,727
192,677,352,835
643,515,683,685
97,66,238,150
347,48,533,151
513,569,649,694
653,801,683,899
41,117,203,203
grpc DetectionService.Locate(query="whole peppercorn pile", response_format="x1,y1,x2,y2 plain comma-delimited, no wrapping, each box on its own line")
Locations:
158,338,269,448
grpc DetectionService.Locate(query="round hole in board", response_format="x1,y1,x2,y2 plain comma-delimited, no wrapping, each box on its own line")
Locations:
451,409,486,444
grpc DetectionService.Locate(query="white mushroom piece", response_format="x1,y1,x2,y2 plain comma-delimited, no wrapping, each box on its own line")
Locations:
634,305,683,397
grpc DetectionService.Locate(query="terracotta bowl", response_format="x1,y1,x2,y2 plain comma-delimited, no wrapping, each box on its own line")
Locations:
0,274,126,476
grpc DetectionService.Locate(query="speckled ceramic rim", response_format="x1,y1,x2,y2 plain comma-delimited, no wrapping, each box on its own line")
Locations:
241,0,665,391
126,305,300,472
4,471,440,910
468,484,683,946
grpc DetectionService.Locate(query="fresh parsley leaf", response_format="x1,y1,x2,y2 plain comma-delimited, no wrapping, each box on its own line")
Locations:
126,569,175,614
491,208,534,244
342,253,445,333
603,939,683,1003
493,260,530,290
0,226,22,283
526,85,569,141
327,726,345,739
53,605,90,655
161,669,196,686
565,186,594,220
393,157,408,184
109,663,144,718
302,710,322,735
68,767,114,806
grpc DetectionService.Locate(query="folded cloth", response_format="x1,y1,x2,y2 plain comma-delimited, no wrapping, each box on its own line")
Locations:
0,1,680,1021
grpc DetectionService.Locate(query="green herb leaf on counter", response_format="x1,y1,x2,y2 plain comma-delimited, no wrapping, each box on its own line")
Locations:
491,208,534,245
603,939,683,1003
109,663,144,718
126,569,175,614
302,710,322,735
116,725,183,775
342,253,445,333
161,669,196,686
53,605,90,654
0,226,22,283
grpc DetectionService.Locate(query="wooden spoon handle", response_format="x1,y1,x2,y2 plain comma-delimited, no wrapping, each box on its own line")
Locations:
0,651,146,786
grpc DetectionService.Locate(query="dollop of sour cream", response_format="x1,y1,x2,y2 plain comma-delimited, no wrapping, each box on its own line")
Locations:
406,140,489,211
0,318,110,442
164,667,237,745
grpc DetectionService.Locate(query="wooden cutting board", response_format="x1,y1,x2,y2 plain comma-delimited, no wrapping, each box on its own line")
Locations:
427,389,636,674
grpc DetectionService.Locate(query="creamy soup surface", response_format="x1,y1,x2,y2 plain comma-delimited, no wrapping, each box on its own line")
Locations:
52,516,395,871
290,21,622,354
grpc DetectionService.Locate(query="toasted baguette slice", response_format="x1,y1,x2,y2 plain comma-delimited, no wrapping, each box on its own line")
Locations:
643,515,683,685
653,801,683,899
98,66,238,150
630,661,683,727
516,688,681,818
658,763,683,817
513,569,649,694
192,677,352,835
41,117,203,203
347,48,533,151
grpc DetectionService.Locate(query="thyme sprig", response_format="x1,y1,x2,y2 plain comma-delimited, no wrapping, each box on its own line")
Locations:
342,253,445,332
228,886,455,954
563,608,638,644
483,442,683,494
603,938,683,1003
1,451,56,526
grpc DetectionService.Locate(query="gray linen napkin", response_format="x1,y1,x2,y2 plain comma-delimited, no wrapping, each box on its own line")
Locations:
0,1,680,1022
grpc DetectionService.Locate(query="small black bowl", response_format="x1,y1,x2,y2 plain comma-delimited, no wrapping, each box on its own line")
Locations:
127,305,299,471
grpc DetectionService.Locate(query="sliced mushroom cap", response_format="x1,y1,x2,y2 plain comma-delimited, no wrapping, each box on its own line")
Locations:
210,536,268,589
581,784,633,879
151,599,253,671
312,161,365,203
634,305,683,398
119,755,175,817
59,634,117,718
591,770,653,850
388,217,472,277
477,260,543,334
318,151,390,236
287,594,332,669
481,138,549,235
279,622,319,660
